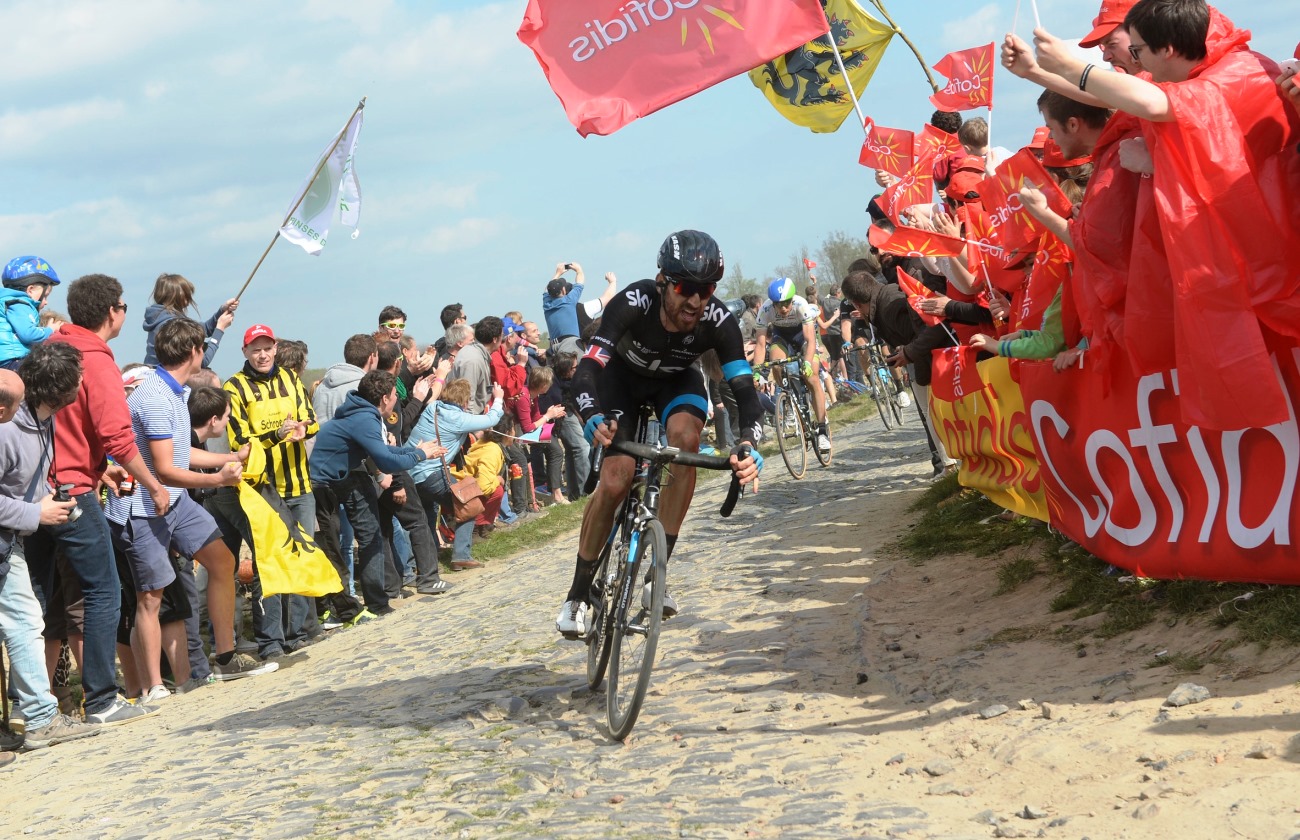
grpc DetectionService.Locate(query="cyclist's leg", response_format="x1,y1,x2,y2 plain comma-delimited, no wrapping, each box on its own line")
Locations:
558,359,642,636
652,379,708,618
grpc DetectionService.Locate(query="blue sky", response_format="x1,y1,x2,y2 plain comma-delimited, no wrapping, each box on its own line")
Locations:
1,0,1294,375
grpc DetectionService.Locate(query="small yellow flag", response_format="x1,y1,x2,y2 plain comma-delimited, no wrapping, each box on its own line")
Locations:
237,483,341,598
748,0,893,133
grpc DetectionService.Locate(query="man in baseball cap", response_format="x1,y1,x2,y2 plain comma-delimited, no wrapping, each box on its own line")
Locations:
1078,0,1140,74
243,324,275,347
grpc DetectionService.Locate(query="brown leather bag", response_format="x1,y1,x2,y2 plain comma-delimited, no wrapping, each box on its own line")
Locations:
434,403,487,524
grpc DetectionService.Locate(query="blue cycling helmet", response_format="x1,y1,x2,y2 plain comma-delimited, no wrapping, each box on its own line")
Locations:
2,256,60,290
767,277,797,303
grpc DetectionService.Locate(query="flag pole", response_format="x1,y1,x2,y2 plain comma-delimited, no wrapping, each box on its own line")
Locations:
235,96,367,302
823,32,870,137
867,0,939,93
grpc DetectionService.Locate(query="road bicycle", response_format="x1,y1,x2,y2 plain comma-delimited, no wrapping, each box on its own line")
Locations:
584,406,744,740
857,341,907,431
757,359,831,480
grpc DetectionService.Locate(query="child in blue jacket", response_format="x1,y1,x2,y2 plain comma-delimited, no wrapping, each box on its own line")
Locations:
0,256,63,371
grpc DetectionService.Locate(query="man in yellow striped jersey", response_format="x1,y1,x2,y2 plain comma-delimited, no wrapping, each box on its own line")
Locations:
224,324,319,659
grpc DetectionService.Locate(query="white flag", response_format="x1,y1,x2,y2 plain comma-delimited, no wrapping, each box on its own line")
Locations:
280,108,363,255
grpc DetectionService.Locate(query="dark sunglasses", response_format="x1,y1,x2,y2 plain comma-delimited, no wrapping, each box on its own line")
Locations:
112,302,129,313
670,279,716,300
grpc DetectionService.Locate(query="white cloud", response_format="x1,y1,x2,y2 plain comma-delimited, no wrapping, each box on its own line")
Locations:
414,218,502,254
942,3,1003,46
0,99,126,158
0,0,209,83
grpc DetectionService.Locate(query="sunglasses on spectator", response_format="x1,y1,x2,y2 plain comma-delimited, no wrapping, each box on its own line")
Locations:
669,279,716,300
1128,42,1148,62
382,321,406,330
112,302,129,313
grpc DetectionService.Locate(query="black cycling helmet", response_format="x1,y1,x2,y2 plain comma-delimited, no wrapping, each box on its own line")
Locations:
657,230,724,284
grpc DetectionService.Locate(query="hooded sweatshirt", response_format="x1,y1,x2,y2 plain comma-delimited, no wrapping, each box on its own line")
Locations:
308,391,428,485
47,325,140,495
141,303,224,368
0,287,54,363
312,363,367,424
0,401,56,571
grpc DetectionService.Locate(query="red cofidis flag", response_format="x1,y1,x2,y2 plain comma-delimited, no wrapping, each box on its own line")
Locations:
518,0,831,136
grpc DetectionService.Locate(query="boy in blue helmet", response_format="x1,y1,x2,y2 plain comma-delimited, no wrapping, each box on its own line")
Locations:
0,257,66,371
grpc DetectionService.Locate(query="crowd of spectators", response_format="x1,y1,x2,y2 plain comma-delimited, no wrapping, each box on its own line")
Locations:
0,256,633,767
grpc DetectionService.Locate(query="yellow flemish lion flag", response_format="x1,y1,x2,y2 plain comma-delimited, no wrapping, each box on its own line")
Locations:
748,0,893,133
237,482,341,598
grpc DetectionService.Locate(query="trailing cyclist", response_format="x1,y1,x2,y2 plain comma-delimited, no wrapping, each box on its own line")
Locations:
556,230,762,638
751,277,831,454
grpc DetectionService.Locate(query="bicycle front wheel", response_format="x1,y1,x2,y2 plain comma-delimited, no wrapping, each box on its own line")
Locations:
871,369,895,431
774,390,808,479
606,517,667,741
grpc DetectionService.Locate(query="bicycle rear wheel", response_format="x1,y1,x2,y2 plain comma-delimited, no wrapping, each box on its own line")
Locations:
813,406,832,467
585,533,620,691
774,390,808,479
606,518,667,741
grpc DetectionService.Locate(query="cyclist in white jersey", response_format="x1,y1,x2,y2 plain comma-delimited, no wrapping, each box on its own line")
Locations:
752,277,830,453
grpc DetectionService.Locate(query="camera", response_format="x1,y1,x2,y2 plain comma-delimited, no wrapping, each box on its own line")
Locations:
564,263,574,271
54,483,82,523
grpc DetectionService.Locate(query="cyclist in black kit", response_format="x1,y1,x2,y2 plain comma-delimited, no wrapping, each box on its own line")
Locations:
556,230,763,638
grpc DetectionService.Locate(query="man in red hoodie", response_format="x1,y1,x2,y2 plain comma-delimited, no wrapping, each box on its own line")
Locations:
1033,0,1300,431
24,274,169,727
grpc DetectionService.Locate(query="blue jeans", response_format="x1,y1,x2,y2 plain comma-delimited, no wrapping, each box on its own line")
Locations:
555,413,591,498
24,494,122,715
390,518,413,578
1,546,58,729
414,471,474,561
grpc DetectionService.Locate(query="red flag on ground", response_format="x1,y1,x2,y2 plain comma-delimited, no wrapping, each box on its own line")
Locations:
803,258,817,270
914,124,963,162
860,119,915,176
976,149,1072,256
518,0,830,136
869,224,965,259
895,266,944,326
929,44,995,111
929,345,985,402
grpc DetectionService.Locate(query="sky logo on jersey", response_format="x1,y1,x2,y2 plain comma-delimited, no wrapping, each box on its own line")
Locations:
625,287,652,312
582,345,611,367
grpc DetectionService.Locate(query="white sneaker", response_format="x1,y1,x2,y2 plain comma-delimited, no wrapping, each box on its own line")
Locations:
555,600,589,638
897,391,912,408
139,684,171,704
817,433,832,453
641,583,679,618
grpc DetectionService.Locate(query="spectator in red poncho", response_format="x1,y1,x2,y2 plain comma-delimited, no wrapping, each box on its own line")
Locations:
1032,0,1300,430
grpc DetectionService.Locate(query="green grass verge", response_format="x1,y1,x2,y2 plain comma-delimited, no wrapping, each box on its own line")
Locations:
896,471,1300,649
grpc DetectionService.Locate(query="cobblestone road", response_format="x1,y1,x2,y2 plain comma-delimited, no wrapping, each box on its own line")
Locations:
2,417,971,839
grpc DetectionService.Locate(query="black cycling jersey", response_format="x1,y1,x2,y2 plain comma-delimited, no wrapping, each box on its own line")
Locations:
573,278,764,445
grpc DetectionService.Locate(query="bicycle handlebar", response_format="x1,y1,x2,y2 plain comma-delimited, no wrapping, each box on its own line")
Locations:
608,440,747,518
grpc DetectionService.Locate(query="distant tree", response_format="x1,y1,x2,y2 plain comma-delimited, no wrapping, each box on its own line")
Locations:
817,230,871,289
721,261,762,300
773,245,817,295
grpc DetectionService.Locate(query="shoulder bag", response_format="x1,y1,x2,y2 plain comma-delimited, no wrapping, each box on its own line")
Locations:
433,403,486,524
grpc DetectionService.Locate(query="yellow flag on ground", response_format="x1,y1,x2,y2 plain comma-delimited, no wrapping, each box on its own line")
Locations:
237,483,341,598
748,0,893,133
